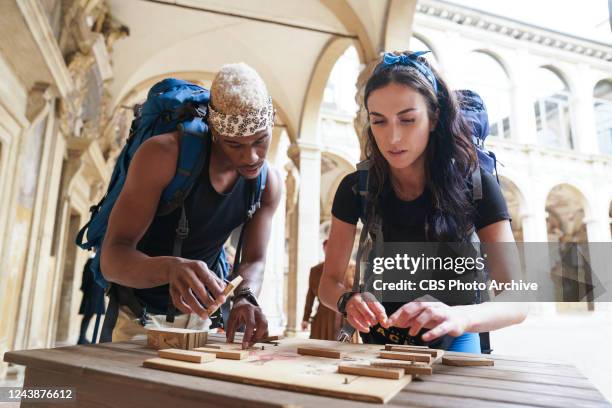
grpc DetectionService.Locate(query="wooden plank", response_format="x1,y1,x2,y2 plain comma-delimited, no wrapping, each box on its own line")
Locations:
143,356,412,404
337,364,405,380
384,345,443,358
206,276,243,316
442,356,494,367
158,349,216,363
398,377,610,408
370,360,433,376
379,351,432,364
297,347,345,359
193,347,249,360
424,373,608,402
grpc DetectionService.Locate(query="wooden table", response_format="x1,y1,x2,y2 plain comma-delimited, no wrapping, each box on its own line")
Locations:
4,339,611,407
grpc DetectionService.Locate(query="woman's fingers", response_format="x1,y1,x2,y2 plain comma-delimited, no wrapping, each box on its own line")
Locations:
361,292,388,326
422,321,452,342
347,304,371,332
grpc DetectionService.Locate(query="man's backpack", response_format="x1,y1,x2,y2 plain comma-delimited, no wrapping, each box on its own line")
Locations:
75,78,268,290
344,89,497,352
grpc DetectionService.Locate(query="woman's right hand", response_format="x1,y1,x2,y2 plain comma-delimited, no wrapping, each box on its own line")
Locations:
345,292,388,332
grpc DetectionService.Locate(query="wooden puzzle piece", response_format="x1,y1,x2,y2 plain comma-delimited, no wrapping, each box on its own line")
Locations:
337,364,405,380
193,347,249,360
297,347,345,359
146,328,208,350
379,351,432,364
158,349,216,363
370,359,433,376
205,276,243,316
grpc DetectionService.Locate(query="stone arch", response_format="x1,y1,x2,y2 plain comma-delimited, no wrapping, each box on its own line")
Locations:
533,65,575,149
498,175,526,242
545,183,590,243
299,36,356,145
593,78,612,155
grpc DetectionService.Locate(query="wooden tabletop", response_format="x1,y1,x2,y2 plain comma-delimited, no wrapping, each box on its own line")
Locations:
4,339,611,408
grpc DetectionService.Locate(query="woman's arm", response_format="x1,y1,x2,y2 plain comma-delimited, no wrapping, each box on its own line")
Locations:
319,216,388,333
318,216,356,311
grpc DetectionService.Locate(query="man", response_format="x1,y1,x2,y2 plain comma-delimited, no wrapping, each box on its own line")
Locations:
101,63,281,348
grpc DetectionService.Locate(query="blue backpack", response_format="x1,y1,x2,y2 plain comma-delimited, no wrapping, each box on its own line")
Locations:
75,78,268,290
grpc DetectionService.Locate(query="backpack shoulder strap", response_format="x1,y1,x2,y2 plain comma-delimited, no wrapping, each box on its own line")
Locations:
158,118,210,215
471,164,483,202
355,159,370,223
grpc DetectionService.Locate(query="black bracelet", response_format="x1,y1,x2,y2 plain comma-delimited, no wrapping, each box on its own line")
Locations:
233,287,260,307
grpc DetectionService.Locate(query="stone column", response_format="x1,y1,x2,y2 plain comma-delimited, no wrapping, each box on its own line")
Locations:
572,64,598,154
285,141,321,334
511,50,538,145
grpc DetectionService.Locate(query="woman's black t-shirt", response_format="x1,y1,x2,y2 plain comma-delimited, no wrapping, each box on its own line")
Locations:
331,167,511,346
332,167,510,240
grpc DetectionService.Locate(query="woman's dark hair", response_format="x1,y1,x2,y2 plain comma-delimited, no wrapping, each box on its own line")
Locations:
363,52,478,242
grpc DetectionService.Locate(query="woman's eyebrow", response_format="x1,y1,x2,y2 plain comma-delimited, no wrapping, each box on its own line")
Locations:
369,107,417,117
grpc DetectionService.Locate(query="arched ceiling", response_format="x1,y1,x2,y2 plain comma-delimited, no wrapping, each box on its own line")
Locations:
106,0,413,142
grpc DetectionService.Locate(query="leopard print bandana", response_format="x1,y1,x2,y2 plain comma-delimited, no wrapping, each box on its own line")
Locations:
208,97,275,137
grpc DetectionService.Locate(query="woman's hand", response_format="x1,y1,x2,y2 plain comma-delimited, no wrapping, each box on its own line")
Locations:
385,296,471,342
345,292,388,333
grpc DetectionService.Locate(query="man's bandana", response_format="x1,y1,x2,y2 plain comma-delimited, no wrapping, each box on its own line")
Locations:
208,96,275,137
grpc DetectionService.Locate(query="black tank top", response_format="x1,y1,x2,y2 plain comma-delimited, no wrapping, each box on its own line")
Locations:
134,143,252,313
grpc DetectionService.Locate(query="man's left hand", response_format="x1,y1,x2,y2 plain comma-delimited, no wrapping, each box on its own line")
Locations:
226,297,269,349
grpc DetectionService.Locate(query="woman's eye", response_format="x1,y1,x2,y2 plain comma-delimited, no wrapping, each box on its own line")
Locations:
400,119,415,123
372,121,385,125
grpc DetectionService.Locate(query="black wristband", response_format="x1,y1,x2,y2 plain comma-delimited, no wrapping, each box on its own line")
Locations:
337,291,357,317
233,287,259,307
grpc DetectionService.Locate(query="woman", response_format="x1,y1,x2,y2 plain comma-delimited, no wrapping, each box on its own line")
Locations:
319,51,527,352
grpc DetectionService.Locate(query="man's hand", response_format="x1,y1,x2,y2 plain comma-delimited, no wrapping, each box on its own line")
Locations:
167,258,227,318
226,297,269,349
345,292,388,333
384,296,471,342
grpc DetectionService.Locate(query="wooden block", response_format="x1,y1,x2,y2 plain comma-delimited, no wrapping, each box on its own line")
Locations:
193,347,249,360
199,343,223,349
158,348,216,363
147,328,207,350
338,364,404,380
442,356,494,367
384,345,443,358
206,276,243,316
261,335,282,342
379,351,432,364
370,360,433,376
297,347,345,359
385,343,428,349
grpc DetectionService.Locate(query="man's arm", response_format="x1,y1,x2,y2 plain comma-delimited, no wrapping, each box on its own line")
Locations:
100,133,226,317
226,166,281,347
